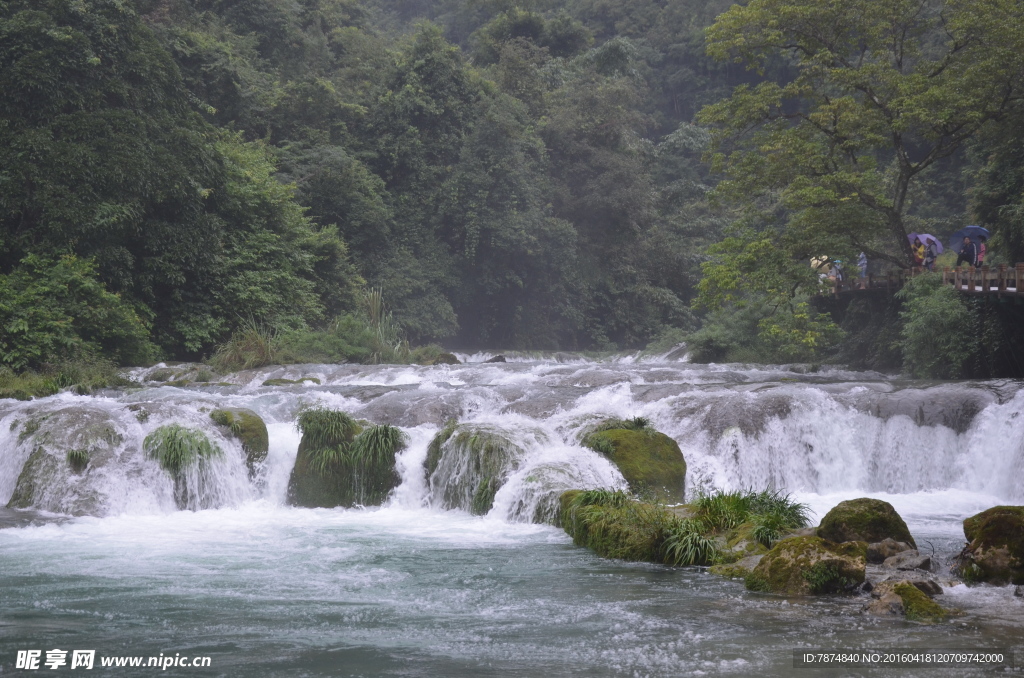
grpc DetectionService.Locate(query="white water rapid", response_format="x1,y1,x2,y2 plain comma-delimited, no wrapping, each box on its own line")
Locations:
1,355,1022,677
2,358,1021,518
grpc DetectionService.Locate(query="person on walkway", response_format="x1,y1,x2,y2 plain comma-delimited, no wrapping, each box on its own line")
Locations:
956,236,977,268
977,236,987,267
857,252,868,288
912,237,925,267
924,239,938,271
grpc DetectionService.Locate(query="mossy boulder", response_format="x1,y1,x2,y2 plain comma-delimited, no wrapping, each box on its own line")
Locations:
6,408,122,515
817,498,916,548
431,352,461,365
866,582,949,622
583,427,686,504
746,536,866,595
287,409,404,509
425,423,527,515
559,490,677,563
958,506,1024,585
210,408,269,475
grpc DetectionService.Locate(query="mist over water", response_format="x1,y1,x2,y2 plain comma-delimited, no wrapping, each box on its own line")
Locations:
1,355,1022,676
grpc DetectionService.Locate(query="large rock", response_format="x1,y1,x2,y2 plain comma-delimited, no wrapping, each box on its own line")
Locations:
745,536,866,595
958,506,1024,585
6,407,124,515
425,423,528,515
210,408,268,476
882,550,932,571
817,498,916,547
287,411,404,509
584,427,686,504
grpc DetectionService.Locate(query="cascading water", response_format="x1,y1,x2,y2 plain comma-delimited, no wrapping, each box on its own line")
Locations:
2,356,1022,677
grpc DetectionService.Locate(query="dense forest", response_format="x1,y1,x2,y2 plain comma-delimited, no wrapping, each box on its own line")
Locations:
2,0,1023,382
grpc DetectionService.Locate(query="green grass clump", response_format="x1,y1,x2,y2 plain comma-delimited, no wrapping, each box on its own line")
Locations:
471,476,499,516
663,518,721,566
350,424,408,466
66,448,90,473
210,320,279,372
296,408,405,477
693,488,809,538
297,407,359,463
144,425,223,475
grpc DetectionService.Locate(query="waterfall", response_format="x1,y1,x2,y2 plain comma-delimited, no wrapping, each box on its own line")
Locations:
1,360,1022,519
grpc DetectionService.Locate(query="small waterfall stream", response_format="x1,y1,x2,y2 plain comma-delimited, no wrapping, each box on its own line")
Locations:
2,358,1021,516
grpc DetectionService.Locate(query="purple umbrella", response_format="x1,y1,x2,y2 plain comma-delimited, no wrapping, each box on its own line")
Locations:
907,233,944,254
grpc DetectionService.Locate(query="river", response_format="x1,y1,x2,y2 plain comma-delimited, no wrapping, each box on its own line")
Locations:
1,353,1022,676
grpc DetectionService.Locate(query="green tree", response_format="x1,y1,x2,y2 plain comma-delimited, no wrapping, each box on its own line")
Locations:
0,255,156,369
698,0,1024,304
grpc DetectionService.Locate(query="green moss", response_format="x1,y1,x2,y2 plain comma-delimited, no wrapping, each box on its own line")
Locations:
262,377,321,386
66,448,90,473
210,408,269,473
471,476,499,516
750,536,866,595
165,379,192,387
744,572,772,592
426,424,526,512
149,368,177,382
425,420,459,478
709,562,753,578
801,562,853,594
817,498,916,547
583,428,686,504
964,506,1024,558
7,446,47,508
893,583,948,622
560,489,678,563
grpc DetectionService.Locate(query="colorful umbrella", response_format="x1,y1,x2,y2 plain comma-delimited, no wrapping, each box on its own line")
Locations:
907,233,944,254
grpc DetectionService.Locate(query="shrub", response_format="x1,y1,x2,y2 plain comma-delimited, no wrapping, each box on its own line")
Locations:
898,274,978,378
210,320,279,372
0,254,157,370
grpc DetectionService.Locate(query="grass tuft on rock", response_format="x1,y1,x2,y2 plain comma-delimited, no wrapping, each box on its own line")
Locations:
694,488,810,542
297,407,360,474
144,425,222,475
66,448,90,473
663,518,721,566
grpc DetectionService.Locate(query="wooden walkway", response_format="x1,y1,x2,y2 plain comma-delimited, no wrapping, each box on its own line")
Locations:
831,263,1024,297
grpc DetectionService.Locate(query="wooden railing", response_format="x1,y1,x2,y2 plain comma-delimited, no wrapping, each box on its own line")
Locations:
829,263,1023,297
942,263,1024,295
